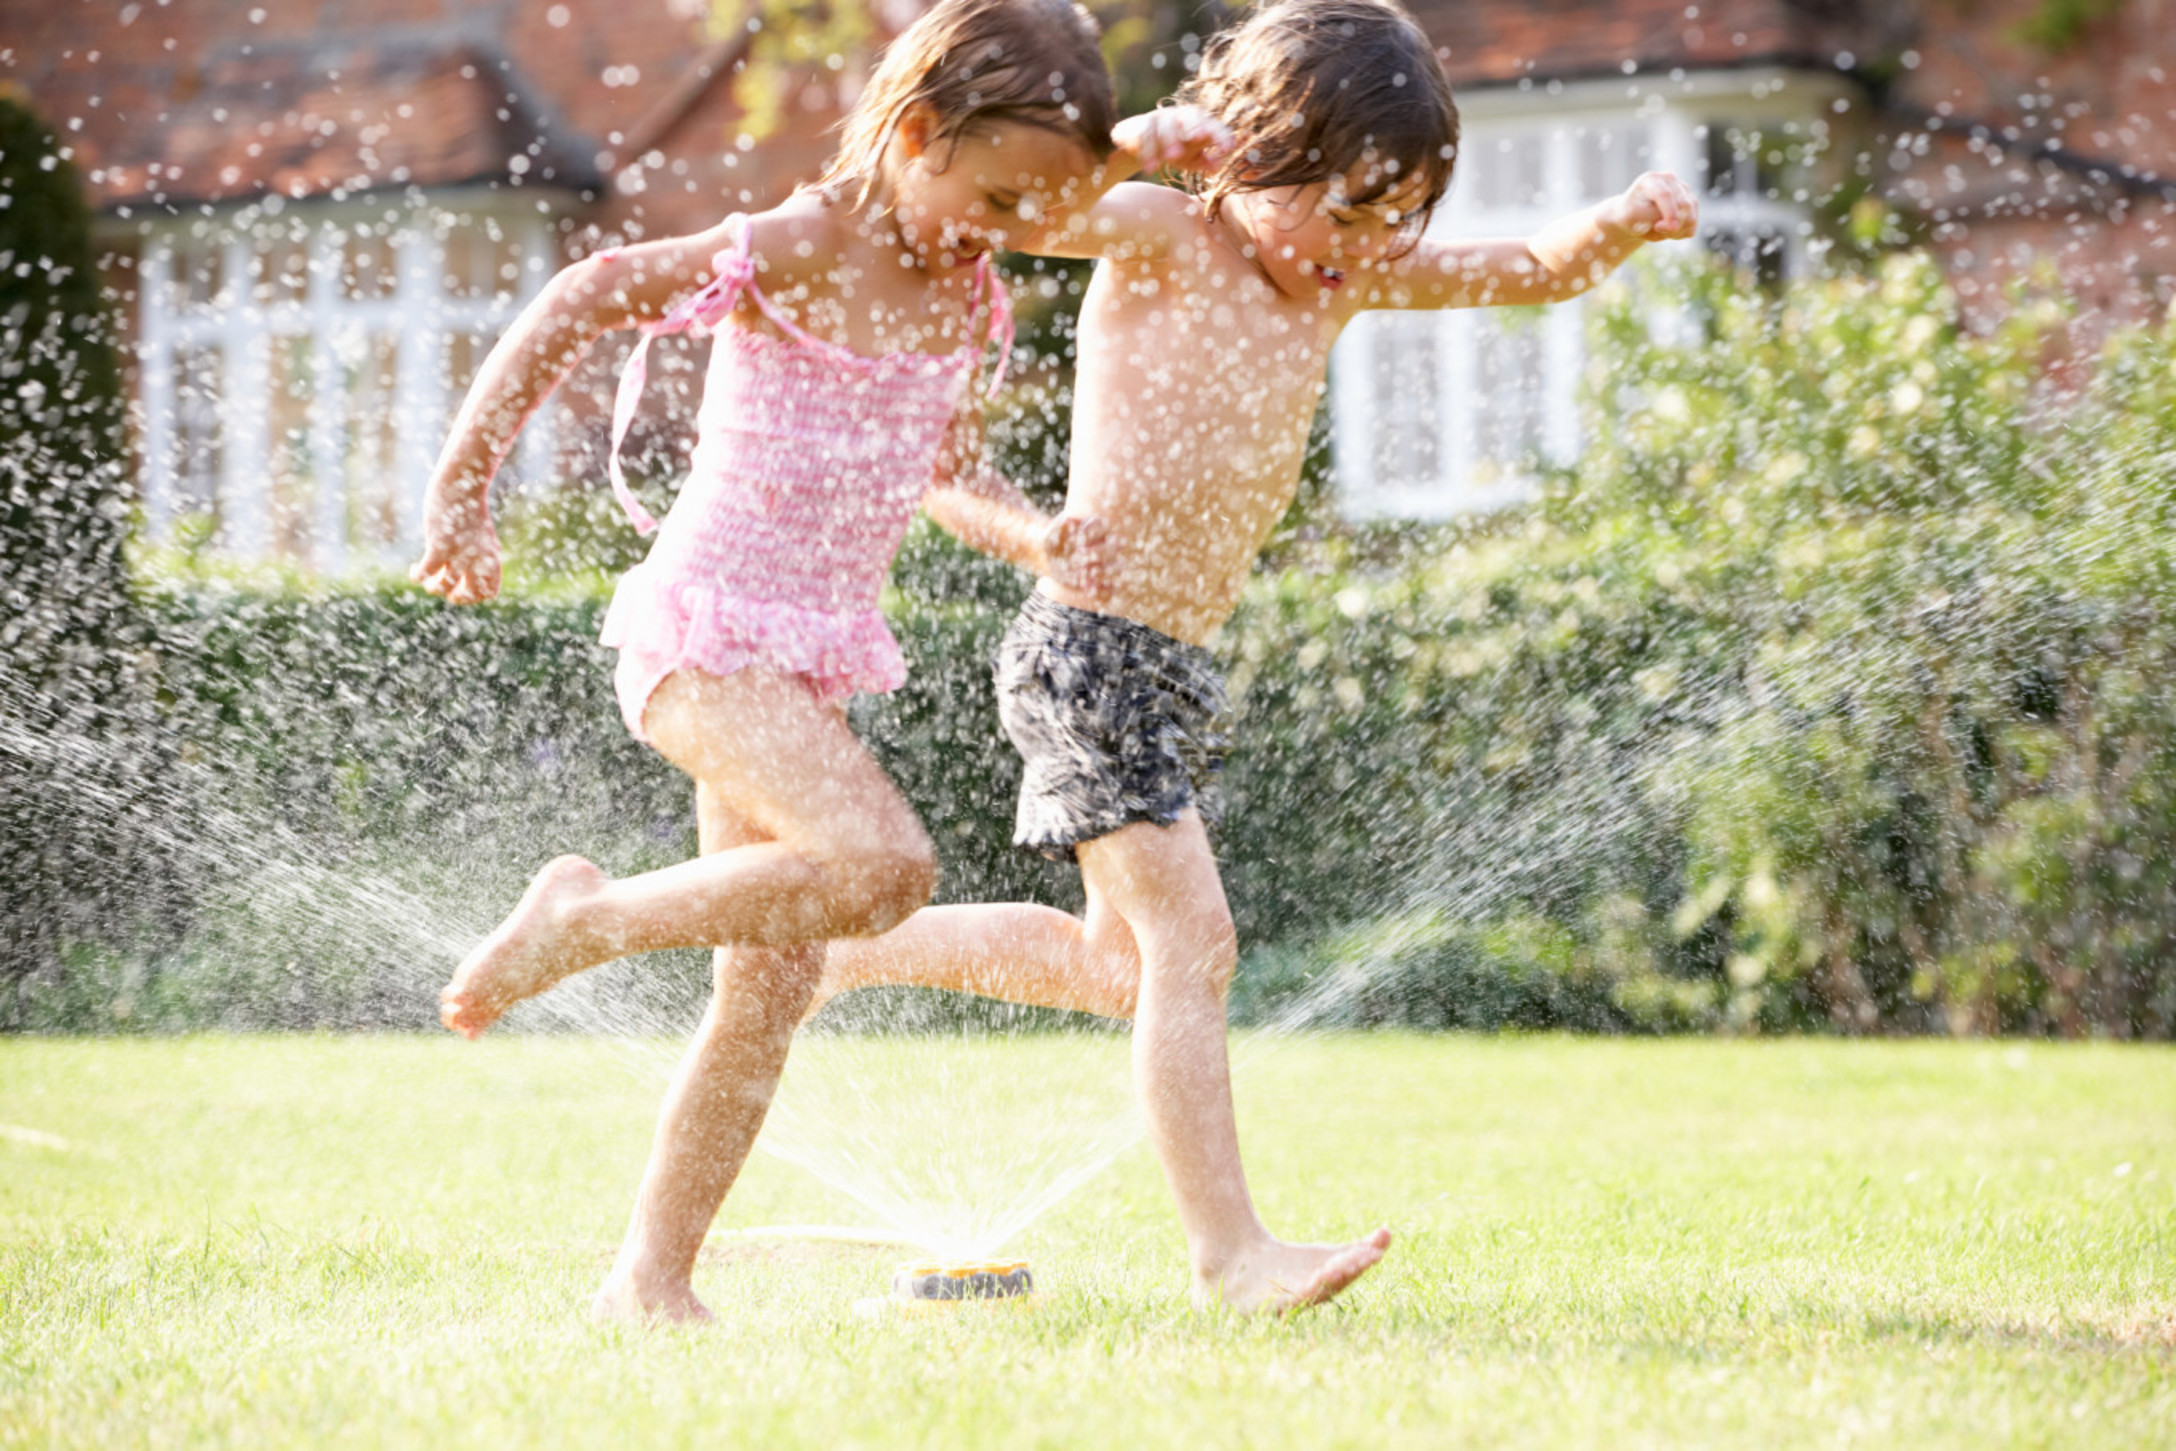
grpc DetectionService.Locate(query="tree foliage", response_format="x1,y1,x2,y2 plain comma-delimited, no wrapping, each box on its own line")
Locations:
1214,252,2176,1036
0,94,177,1017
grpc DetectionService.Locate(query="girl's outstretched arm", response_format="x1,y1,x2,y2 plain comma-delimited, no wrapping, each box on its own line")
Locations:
411,214,752,603
1361,171,1700,314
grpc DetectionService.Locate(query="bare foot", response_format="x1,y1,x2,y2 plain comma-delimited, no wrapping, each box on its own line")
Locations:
1195,1228,1392,1315
440,856,608,1038
590,1272,714,1326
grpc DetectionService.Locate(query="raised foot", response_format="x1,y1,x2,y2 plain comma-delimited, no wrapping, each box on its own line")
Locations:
590,1273,714,1327
440,855,608,1039
1196,1227,1392,1315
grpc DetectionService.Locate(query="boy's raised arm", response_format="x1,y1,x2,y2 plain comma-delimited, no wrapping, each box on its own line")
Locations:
1366,171,1700,312
1013,106,1231,262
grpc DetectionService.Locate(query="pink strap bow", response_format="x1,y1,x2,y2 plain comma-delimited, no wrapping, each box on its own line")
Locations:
606,245,758,535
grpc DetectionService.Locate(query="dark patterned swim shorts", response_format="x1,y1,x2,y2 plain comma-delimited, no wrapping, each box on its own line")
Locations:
995,591,1231,863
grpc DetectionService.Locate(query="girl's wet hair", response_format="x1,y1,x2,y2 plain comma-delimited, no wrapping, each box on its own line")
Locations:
819,0,1117,206
1176,0,1459,251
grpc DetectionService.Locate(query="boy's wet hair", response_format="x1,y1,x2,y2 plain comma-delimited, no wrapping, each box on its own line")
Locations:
1176,0,1458,251
820,0,1117,206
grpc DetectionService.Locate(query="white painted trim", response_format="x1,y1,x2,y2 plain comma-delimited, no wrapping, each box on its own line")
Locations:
1452,66,1856,123
391,226,438,560
306,227,346,574
137,237,176,540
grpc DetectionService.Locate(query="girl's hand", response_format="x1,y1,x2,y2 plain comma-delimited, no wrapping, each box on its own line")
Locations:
1039,512,1113,600
1114,105,1234,176
411,490,503,605
1611,172,1700,242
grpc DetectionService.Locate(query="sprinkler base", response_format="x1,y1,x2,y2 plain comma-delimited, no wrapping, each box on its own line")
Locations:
892,1259,1035,1303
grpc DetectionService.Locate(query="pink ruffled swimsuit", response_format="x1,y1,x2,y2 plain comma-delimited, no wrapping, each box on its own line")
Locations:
597,214,1012,741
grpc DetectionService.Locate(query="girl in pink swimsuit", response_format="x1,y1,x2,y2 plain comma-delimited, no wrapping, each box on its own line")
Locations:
595,209,1011,739
410,0,1220,1323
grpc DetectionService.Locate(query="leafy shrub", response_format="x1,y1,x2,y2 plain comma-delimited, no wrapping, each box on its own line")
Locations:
1221,254,2176,1037
15,244,2175,1038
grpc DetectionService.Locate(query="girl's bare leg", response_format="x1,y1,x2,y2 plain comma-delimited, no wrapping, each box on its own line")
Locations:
592,789,816,1324
811,895,1141,1021
1080,811,1390,1314
441,667,935,1037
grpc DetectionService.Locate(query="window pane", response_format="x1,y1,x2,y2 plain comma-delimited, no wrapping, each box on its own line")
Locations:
269,333,315,558
1702,122,1798,201
342,231,398,301
1369,316,1440,487
1578,121,1650,202
488,230,524,303
1471,315,1545,478
172,241,225,309
1477,132,1549,210
253,236,310,305
172,342,224,529
442,226,480,300
442,219,525,303
442,331,484,434
343,332,402,549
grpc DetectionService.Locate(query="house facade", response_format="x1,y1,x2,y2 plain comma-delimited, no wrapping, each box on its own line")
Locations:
4,0,2170,562
1333,0,2176,517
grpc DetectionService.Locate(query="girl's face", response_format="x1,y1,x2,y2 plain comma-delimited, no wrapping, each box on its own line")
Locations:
890,114,1099,267
1225,169,1428,299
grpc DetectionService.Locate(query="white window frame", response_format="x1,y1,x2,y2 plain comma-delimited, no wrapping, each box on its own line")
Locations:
134,188,562,572
1332,67,1850,521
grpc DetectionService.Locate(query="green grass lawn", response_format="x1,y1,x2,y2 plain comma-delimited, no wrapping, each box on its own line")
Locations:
3,1031,2172,1448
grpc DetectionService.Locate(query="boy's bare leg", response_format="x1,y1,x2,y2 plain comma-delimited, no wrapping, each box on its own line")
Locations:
1080,811,1390,1313
812,898,1141,1020
592,788,819,1324
442,667,934,1037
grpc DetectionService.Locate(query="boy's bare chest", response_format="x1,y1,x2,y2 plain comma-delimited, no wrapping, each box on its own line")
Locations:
1086,263,1333,418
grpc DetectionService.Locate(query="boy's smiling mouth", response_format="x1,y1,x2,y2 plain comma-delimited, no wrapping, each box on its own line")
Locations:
1318,266,1346,290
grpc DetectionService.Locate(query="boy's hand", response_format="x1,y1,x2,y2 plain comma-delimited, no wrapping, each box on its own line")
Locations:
1114,105,1233,175
411,490,502,605
1610,172,1700,242
1039,512,1113,600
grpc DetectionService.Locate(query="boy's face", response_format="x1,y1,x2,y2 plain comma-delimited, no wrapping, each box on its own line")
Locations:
1224,165,1431,298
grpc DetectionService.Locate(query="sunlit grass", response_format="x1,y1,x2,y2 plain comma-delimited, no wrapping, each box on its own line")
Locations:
3,1033,2172,1447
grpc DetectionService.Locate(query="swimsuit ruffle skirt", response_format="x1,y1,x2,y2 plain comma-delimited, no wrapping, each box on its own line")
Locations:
597,214,1012,741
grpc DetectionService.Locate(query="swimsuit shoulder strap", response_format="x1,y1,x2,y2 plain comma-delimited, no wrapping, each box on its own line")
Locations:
973,250,1015,398
606,214,764,534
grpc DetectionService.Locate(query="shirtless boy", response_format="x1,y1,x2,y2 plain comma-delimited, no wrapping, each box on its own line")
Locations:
818,0,1701,1313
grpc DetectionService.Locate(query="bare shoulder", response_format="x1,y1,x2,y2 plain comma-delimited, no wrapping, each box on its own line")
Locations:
735,194,845,282
1057,181,1213,262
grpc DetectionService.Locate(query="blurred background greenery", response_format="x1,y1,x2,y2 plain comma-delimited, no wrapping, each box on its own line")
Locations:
4,33,2173,1037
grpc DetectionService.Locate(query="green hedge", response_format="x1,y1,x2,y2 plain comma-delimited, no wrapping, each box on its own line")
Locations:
13,250,2175,1037
1218,254,2176,1036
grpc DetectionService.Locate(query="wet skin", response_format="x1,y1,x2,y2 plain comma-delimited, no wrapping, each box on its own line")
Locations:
1040,167,1698,644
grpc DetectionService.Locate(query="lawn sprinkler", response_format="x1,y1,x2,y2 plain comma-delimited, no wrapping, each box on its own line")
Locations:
889,1259,1035,1309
